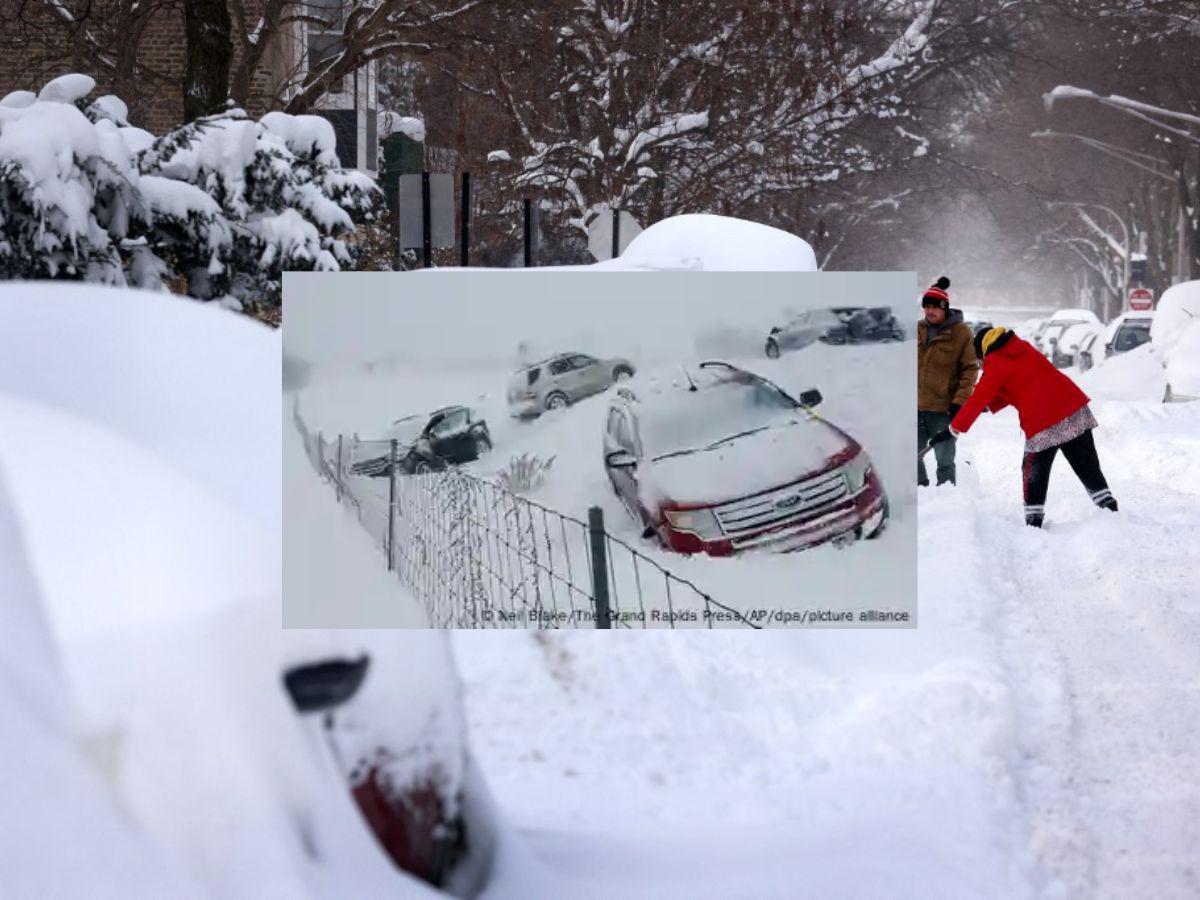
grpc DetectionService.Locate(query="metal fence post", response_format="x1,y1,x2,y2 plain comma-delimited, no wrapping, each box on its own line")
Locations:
523,197,532,267
335,434,344,502
387,439,398,571
588,506,611,629
460,171,471,267
421,171,432,268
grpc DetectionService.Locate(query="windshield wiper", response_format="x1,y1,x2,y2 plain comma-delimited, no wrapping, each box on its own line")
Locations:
703,425,771,449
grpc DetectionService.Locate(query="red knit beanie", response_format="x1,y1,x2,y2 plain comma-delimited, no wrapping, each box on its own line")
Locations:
922,276,951,309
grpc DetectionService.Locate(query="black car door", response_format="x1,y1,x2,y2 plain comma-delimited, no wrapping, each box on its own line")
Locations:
425,408,475,463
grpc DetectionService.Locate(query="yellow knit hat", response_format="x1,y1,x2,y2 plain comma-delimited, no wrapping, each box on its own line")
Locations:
980,326,1007,357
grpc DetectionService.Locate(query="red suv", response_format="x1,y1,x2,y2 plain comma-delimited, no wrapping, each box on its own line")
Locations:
602,362,888,556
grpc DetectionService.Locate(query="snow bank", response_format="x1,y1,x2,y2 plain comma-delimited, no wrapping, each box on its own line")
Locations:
1078,343,1165,403
0,283,481,895
284,401,429,627
0,283,280,531
592,213,818,272
1150,279,1200,349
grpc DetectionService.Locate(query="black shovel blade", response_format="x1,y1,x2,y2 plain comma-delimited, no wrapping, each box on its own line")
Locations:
283,656,370,713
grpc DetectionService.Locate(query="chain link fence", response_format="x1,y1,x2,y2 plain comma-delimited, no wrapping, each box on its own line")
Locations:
293,401,758,629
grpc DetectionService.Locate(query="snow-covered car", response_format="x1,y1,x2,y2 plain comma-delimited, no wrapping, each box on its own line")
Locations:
1051,321,1102,368
1075,330,1102,371
352,406,491,476
1162,319,1200,402
602,361,888,556
818,306,905,345
764,308,847,357
1149,280,1199,349
964,319,995,339
1104,312,1153,359
507,352,635,417
1034,308,1101,355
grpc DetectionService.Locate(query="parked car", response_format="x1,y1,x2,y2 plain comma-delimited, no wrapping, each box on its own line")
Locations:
1031,309,1100,355
818,306,906,345
351,406,492,477
507,352,635,417
1104,312,1153,359
1163,319,1200,402
1075,330,1102,371
1051,321,1102,368
602,361,888,556
964,319,995,339
764,308,847,358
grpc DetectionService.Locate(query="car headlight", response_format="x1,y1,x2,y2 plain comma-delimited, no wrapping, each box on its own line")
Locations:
663,507,723,540
843,451,872,492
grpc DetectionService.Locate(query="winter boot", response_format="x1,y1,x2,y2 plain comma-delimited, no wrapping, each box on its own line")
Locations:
1025,512,1044,528
1097,496,1118,513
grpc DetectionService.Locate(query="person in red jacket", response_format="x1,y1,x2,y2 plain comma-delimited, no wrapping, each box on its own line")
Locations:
933,326,1118,527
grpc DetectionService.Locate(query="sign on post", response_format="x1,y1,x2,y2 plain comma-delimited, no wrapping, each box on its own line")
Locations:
1128,286,1154,311
587,209,642,261
399,173,455,252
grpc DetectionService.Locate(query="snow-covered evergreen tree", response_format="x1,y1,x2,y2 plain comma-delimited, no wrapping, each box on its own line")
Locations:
0,74,379,315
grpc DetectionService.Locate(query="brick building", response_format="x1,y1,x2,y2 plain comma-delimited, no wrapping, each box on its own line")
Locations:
0,0,377,172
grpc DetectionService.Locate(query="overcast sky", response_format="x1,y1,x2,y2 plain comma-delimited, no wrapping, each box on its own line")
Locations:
283,271,916,369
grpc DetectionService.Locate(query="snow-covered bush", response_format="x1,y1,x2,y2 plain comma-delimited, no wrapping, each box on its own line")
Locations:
496,453,555,494
0,75,378,314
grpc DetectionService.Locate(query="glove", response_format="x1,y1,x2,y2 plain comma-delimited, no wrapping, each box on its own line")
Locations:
947,403,961,419
928,429,955,446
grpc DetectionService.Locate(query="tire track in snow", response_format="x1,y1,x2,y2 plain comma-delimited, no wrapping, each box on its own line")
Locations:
963,410,1200,899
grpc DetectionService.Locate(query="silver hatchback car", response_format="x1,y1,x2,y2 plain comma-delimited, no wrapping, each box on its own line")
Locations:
508,352,636,417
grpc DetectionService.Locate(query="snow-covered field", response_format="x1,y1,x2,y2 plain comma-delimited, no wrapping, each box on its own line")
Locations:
289,274,918,627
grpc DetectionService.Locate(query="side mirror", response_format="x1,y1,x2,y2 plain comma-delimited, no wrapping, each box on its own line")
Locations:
799,388,823,408
605,449,637,469
283,656,370,714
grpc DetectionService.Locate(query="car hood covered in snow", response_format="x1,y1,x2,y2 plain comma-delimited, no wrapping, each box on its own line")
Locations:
640,415,853,508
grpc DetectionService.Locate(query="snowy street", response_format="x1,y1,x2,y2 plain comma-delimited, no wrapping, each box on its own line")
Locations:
921,392,1200,898
445,334,1200,898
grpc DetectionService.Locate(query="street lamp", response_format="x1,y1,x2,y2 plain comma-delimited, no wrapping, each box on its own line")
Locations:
1046,200,1130,320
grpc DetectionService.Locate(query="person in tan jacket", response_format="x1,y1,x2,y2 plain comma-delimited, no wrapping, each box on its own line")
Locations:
917,276,978,485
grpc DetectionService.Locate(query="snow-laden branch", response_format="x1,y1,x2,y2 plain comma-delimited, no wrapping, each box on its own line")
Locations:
1045,85,1200,138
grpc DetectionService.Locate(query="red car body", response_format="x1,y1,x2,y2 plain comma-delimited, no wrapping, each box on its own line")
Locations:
603,364,889,556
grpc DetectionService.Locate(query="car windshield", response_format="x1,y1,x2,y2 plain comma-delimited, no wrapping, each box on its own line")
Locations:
1114,322,1150,352
640,378,800,460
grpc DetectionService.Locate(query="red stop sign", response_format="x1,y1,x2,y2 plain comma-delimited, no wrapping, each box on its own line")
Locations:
1128,287,1154,311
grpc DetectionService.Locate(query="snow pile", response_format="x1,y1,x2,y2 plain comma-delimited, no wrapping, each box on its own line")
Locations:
1078,343,1166,402
592,213,818,271
285,401,430,627
379,110,427,142
1162,320,1200,397
0,283,481,895
0,76,377,312
456,629,1036,898
1150,279,1200,349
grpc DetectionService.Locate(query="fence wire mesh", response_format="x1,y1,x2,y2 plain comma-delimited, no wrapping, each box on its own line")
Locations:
293,402,758,629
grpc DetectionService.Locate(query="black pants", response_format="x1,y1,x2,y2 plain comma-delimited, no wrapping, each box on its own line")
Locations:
1021,429,1114,522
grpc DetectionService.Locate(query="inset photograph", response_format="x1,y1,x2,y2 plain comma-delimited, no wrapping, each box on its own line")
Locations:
284,270,916,628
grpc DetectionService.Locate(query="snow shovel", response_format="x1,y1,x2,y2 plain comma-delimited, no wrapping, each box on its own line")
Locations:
918,429,954,461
